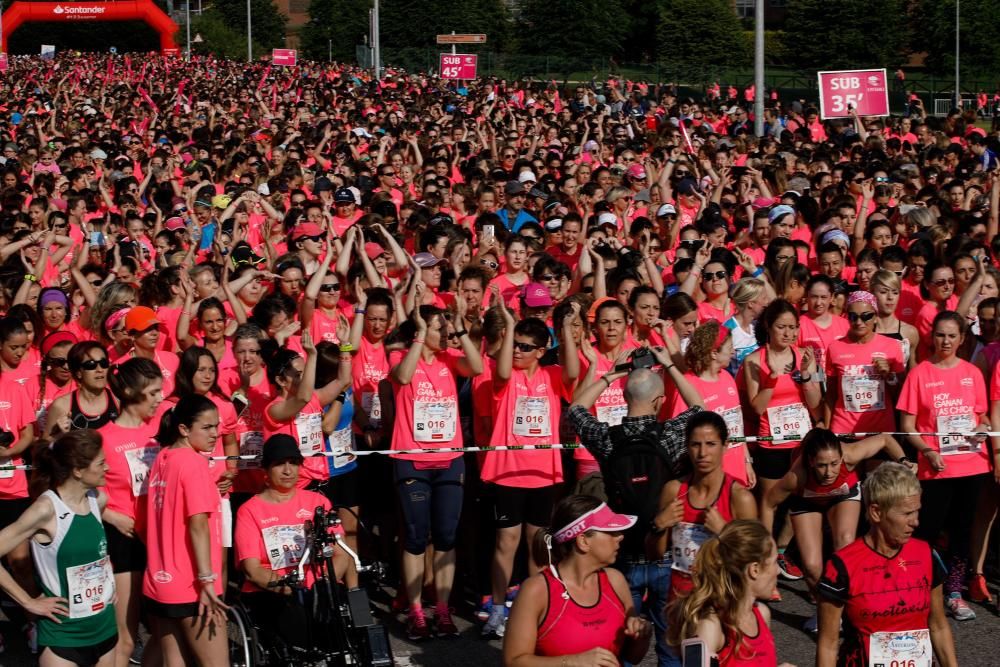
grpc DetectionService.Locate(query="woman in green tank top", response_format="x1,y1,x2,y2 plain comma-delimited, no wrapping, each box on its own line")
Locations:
0,429,117,666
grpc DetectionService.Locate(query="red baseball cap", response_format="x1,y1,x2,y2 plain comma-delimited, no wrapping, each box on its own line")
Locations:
124,306,160,333
291,222,324,240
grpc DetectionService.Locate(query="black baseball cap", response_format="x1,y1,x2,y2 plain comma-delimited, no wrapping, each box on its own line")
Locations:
261,434,304,467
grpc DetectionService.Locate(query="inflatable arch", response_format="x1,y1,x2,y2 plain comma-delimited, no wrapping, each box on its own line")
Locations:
2,1,179,52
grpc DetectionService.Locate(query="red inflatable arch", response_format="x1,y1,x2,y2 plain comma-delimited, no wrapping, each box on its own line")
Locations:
2,1,179,52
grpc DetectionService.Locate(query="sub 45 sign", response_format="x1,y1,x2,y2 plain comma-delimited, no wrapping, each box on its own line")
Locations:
440,54,477,80
818,69,890,119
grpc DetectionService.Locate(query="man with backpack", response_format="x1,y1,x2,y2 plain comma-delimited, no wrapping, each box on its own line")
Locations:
568,348,703,667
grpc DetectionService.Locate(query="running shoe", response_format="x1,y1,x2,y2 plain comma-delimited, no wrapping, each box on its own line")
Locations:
475,595,494,623
946,593,977,621
482,606,506,639
406,607,431,641
968,573,992,604
802,614,818,634
776,553,804,581
129,635,144,665
434,604,460,638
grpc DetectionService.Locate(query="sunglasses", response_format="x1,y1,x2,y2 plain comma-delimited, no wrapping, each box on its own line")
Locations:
479,259,499,270
301,235,325,243
701,270,728,281
513,342,541,352
932,278,955,286
539,274,557,281
80,358,110,370
852,177,866,183
318,283,341,292
673,171,691,178
847,311,877,323
47,357,68,368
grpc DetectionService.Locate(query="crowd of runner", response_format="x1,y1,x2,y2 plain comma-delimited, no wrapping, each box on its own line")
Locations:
0,51,994,665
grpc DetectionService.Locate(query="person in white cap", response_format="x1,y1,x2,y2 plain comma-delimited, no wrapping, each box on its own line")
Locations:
503,495,652,665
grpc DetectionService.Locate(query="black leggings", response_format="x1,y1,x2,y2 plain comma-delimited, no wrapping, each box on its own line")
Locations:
915,474,986,556
394,457,465,555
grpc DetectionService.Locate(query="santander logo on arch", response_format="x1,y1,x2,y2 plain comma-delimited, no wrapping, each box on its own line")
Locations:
52,4,107,15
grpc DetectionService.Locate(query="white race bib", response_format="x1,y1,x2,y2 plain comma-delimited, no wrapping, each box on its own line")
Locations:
239,431,263,471
595,403,627,427
717,406,744,440
329,427,355,469
868,629,932,667
671,522,713,574
513,396,551,437
361,391,382,428
842,372,884,413
0,456,15,479
413,400,457,442
262,524,307,571
67,556,114,619
937,413,977,456
767,403,811,440
124,446,159,497
294,413,324,456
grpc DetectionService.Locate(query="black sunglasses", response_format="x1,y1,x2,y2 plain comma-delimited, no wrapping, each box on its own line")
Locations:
479,259,499,270
701,270,728,281
47,357,68,368
80,358,110,370
319,283,341,292
513,342,541,352
846,311,877,323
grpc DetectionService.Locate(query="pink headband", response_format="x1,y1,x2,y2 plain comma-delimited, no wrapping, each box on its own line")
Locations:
104,308,131,333
553,503,637,544
846,290,878,311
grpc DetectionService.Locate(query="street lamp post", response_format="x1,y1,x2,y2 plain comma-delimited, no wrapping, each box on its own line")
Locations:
185,0,192,60
955,0,960,110
753,0,764,136
247,0,253,62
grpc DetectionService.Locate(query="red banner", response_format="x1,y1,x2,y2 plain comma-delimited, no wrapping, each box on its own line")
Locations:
1,1,178,51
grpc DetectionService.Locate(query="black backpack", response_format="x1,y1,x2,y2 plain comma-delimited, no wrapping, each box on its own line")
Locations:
603,423,672,554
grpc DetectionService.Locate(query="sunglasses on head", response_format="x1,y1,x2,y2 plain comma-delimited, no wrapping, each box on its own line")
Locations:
80,358,110,370
513,341,541,352
847,311,877,323
318,283,341,292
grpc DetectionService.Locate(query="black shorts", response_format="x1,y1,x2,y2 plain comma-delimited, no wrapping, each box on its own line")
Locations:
0,497,31,531
753,447,796,481
144,596,200,619
307,467,362,509
104,522,147,574
491,484,561,529
42,633,118,665
788,484,862,515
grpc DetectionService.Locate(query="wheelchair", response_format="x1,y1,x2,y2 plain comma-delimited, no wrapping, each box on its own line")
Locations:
227,506,394,666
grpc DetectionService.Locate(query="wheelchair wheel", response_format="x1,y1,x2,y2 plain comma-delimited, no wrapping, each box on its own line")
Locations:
227,603,261,667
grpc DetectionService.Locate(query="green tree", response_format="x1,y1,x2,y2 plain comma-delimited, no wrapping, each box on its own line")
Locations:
657,0,750,73
517,0,626,61
189,11,266,60
379,0,511,51
300,0,371,62
210,0,287,54
918,0,1000,77
782,0,909,70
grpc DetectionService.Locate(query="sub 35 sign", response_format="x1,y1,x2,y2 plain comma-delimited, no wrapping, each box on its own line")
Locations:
818,69,890,119
439,54,477,79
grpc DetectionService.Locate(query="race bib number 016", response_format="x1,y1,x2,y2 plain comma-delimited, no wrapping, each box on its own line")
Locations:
868,628,931,667
413,400,457,442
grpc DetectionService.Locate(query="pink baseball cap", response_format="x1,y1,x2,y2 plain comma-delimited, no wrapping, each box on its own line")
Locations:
626,164,647,180
554,503,637,544
365,242,386,260
164,216,186,231
521,283,553,308
291,222,324,240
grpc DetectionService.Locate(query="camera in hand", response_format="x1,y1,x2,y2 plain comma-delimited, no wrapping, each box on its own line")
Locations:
614,347,656,372
0,430,14,448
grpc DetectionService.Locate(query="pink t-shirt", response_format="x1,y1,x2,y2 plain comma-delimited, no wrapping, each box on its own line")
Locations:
143,446,223,604
662,371,748,484
797,314,849,373
220,371,275,495
129,350,180,398
308,308,343,345
481,366,565,488
389,349,463,462
351,335,389,432
0,374,36,499
234,489,341,592
263,394,328,486
97,420,160,526
898,359,989,480
156,305,184,353
826,335,905,435
696,300,735,324
914,296,959,359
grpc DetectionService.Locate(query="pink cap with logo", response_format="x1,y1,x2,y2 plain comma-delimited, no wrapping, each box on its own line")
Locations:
553,503,637,544
522,283,553,308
